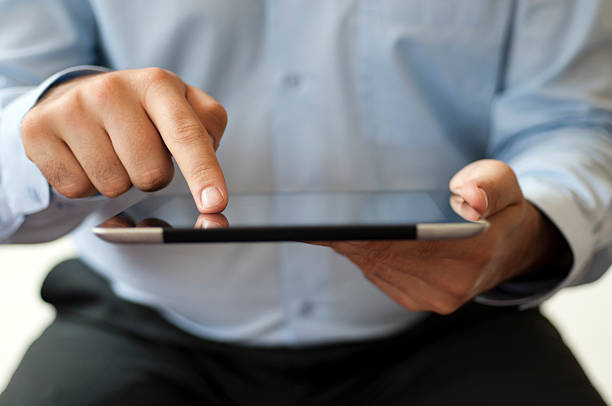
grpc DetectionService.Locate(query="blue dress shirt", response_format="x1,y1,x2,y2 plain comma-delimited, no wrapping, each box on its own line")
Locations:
1,0,612,345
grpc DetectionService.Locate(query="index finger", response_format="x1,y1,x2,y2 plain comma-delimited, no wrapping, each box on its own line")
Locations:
137,70,228,213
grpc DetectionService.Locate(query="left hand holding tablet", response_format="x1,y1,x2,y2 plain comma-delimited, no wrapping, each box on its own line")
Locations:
312,159,572,314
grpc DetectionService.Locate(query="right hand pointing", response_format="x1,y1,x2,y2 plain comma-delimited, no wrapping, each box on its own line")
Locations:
21,68,228,213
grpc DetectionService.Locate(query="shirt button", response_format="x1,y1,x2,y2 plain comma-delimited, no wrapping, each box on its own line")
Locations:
282,73,302,89
299,301,314,317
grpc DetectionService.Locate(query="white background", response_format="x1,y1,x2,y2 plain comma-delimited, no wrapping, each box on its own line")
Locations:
1,237,611,403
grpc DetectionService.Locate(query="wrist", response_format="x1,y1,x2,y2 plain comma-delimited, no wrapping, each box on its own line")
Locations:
513,201,573,282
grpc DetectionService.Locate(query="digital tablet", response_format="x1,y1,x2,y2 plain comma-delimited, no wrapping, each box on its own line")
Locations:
92,190,488,244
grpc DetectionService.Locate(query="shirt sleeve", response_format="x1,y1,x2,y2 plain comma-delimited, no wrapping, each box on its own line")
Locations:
477,0,612,307
0,1,112,243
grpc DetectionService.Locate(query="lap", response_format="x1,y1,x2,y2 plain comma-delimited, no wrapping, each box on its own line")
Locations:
353,306,606,405
0,259,606,405
0,314,213,406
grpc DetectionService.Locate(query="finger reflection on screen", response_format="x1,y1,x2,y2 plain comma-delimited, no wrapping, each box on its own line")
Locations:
136,218,173,228
98,214,136,228
194,213,229,229
449,194,482,222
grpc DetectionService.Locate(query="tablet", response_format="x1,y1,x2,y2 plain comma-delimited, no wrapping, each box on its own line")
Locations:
92,190,488,244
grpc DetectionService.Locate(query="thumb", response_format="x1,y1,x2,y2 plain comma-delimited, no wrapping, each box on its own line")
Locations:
449,159,523,218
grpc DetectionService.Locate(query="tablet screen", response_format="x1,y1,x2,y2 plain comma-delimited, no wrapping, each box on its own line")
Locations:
114,191,460,227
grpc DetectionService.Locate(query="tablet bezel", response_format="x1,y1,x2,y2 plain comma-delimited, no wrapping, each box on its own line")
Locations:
92,191,489,244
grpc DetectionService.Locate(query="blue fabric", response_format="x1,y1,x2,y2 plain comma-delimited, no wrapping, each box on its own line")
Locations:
1,0,612,345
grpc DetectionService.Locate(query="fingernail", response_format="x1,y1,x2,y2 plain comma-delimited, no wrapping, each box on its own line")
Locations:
200,186,223,211
478,187,489,213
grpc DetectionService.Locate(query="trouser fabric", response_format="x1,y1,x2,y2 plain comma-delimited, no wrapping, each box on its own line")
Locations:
0,258,606,406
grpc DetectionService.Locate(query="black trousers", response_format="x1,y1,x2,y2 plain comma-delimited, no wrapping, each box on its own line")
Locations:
0,258,606,406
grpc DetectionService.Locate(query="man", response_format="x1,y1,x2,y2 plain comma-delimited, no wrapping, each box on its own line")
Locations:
0,1,610,404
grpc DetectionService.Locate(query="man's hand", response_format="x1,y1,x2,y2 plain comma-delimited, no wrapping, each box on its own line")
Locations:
314,160,572,315
21,68,228,213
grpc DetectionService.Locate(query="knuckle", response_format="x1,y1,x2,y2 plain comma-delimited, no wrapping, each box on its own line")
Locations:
21,110,46,147
429,297,462,315
172,120,206,145
55,180,94,199
24,148,36,163
94,166,131,198
141,68,182,102
398,299,423,313
21,109,41,134
501,164,517,183
99,180,131,198
99,179,131,198
142,67,179,87
443,279,473,303
432,267,476,301
41,160,67,187
60,92,89,122
204,100,228,129
494,160,514,175
47,165,93,199
88,74,122,106
484,160,518,185
431,305,454,316
133,167,173,192
188,163,218,184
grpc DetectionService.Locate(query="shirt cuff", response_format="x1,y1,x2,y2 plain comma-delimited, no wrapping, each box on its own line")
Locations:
0,65,110,217
476,176,594,309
